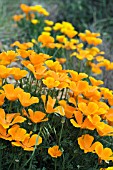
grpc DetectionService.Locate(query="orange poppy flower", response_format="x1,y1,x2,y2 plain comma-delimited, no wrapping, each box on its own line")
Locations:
22,62,46,80
65,29,78,38
79,30,102,46
88,115,113,136
84,85,101,101
8,125,27,141
56,58,66,64
77,95,88,104
0,124,12,141
0,65,12,78
45,60,62,72
0,108,26,129
59,100,75,118
95,142,113,161
68,70,88,82
89,76,103,86
97,122,113,136
41,95,56,114
87,114,101,126
68,97,76,106
78,102,99,116
29,52,51,66
20,4,31,14
38,34,54,48
105,108,113,122
16,49,30,58
3,84,23,101
100,87,112,100
18,91,39,107
57,82,69,89
11,41,33,50
35,64,47,80
0,51,17,65
48,145,62,158
70,111,95,130
69,80,89,96
45,70,70,87
43,77,60,89
78,134,100,153
12,133,42,151
56,35,67,43
41,95,65,116
13,14,24,22
90,62,102,74
21,62,36,77
54,106,65,116
11,67,28,80
0,90,5,106
21,60,32,68
96,56,104,62
23,109,48,123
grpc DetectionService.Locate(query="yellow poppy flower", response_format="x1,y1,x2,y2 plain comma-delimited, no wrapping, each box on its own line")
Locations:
31,19,39,24
44,20,54,26
44,27,52,32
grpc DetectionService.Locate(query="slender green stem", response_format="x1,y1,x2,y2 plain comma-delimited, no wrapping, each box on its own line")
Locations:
58,121,64,146
19,78,23,89
53,48,60,59
62,154,65,170
8,101,12,113
55,159,57,170
68,151,78,166
34,79,39,93
21,129,41,169
60,88,64,100
0,150,2,170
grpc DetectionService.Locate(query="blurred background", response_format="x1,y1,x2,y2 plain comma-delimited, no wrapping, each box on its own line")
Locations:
0,0,113,88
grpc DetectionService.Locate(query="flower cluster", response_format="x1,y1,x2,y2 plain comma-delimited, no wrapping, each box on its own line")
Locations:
1,39,113,162
0,2,113,169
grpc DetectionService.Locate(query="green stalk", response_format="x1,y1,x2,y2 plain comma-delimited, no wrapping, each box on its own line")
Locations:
0,150,2,170
8,101,12,113
54,159,57,170
21,128,42,169
58,120,64,146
